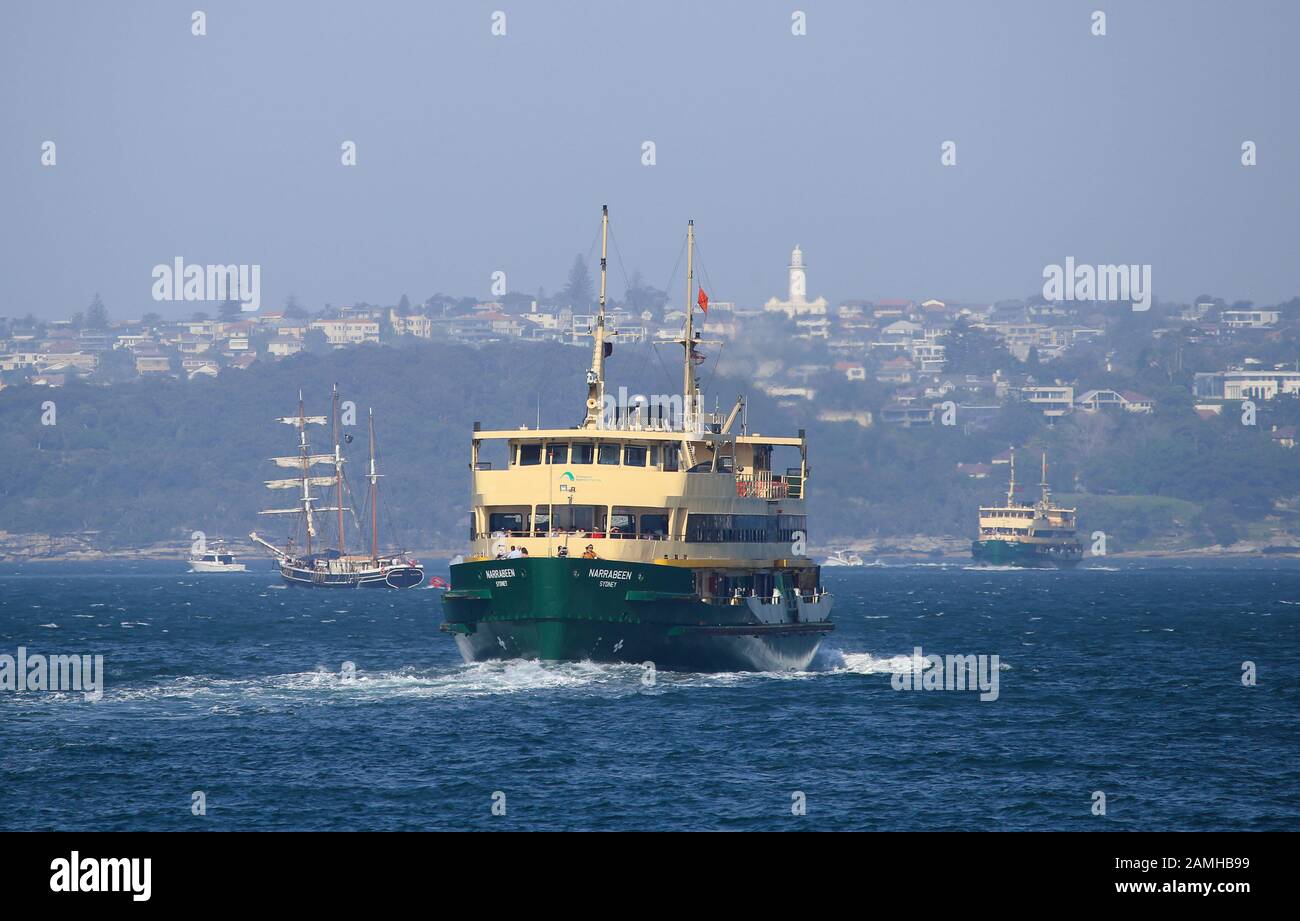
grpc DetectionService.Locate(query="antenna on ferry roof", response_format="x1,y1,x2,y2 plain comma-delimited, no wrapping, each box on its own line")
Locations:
1007,445,1017,506
682,219,697,422
582,205,610,429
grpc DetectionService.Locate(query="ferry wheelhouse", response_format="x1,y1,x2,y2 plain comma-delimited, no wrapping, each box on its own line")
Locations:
441,208,833,671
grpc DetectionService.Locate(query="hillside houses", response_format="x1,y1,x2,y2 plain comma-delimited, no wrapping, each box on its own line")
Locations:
1,277,1295,418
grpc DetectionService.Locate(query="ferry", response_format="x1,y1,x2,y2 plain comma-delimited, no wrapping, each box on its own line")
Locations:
971,449,1082,568
440,207,834,671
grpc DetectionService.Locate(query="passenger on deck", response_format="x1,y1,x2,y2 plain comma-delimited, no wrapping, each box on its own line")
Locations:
506,546,523,559
582,544,597,559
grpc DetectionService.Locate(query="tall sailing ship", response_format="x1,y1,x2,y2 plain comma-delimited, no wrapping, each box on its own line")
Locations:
971,449,1083,568
440,207,834,671
249,387,424,588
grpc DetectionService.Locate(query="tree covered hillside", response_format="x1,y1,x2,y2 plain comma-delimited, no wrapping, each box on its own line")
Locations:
1,338,1299,552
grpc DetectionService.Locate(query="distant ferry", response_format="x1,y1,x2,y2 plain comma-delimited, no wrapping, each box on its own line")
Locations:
971,449,1082,568
822,550,864,567
188,539,246,573
249,388,424,588
440,207,833,671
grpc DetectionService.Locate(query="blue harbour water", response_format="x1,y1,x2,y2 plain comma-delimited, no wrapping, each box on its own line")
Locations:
1,559,1298,831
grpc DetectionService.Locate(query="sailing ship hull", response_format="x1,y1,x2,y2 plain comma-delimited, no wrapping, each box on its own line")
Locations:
971,539,1082,568
279,561,425,588
441,558,833,672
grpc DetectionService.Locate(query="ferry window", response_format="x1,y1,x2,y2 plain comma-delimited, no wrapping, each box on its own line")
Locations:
571,443,594,464
545,443,568,464
598,444,621,465
685,513,806,543
489,512,526,534
532,511,551,535
640,513,669,538
663,444,679,472
650,445,660,467
518,444,542,466
610,508,636,537
624,445,647,467
553,504,605,533
475,439,509,471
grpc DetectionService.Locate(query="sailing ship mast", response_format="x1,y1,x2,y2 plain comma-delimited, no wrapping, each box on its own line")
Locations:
582,205,611,429
367,408,381,562
331,384,346,556
294,392,317,556
252,393,340,560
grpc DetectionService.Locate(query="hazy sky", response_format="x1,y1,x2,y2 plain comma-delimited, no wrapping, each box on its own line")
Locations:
3,0,1297,320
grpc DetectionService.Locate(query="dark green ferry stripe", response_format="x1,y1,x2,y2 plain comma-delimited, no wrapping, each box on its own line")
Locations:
667,623,834,638
625,590,697,602
481,613,644,624
444,588,492,600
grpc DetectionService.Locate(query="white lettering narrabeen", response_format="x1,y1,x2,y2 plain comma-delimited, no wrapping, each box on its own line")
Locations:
588,569,632,580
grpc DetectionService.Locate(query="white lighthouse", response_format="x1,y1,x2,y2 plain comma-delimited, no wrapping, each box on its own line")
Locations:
789,245,807,303
765,244,828,318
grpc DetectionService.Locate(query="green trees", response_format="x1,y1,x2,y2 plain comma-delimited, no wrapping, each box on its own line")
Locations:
85,294,110,330
558,255,595,311
940,318,1015,374
1,338,1298,550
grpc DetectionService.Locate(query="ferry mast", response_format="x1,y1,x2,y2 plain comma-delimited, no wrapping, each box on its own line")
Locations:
683,219,697,413
1006,446,1017,506
582,205,611,429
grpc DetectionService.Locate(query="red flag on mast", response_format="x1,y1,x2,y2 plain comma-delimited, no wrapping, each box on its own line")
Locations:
697,287,709,313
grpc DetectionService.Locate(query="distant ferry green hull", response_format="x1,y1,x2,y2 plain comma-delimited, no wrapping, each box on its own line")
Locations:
971,538,1082,568
441,558,833,672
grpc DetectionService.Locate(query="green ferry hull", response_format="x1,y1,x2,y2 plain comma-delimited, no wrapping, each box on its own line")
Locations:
971,539,1082,568
441,557,833,672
